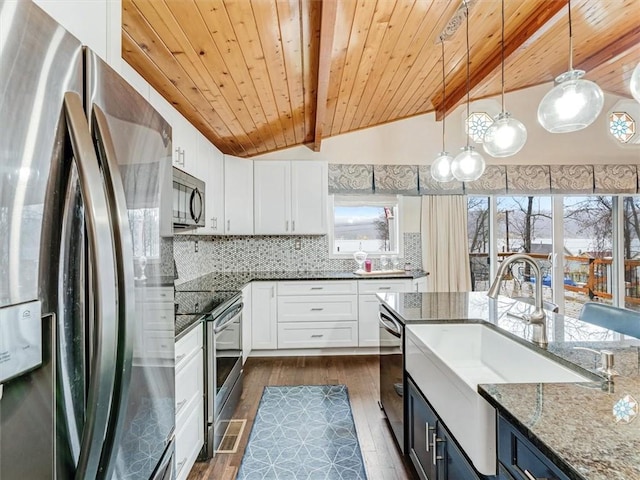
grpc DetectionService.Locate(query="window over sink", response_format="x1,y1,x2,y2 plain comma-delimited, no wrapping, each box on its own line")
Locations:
328,195,402,257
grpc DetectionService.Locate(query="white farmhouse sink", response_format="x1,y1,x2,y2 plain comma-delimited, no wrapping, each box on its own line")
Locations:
405,323,592,476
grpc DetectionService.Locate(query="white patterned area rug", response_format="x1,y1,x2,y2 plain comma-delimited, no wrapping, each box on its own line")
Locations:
236,385,368,480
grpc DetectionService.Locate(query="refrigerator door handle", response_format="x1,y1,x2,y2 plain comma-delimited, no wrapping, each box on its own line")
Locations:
91,105,137,476
63,92,119,480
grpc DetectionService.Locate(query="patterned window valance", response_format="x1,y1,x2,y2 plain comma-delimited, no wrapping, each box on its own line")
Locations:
594,164,638,194
418,165,464,195
373,165,418,195
328,164,374,194
507,165,551,194
550,165,594,194
328,163,639,195
465,165,507,195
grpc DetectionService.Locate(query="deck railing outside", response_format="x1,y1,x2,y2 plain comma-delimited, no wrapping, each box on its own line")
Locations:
469,252,640,311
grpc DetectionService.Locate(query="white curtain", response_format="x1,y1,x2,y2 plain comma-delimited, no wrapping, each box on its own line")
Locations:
421,195,472,292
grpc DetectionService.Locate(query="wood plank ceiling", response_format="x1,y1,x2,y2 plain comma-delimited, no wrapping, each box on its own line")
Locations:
122,0,640,158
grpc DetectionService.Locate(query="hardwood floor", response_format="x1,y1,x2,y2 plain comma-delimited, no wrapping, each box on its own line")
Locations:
187,355,415,480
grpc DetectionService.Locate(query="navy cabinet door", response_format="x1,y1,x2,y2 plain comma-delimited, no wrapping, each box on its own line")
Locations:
438,422,480,480
407,378,439,480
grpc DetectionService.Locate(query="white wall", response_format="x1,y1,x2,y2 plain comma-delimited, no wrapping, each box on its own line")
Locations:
255,84,640,166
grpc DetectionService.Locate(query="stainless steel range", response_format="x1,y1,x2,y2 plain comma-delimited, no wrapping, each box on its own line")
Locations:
204,292,243,458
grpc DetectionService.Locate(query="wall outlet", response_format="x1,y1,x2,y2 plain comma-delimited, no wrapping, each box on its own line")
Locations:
294,239,302,250
194,240,199,253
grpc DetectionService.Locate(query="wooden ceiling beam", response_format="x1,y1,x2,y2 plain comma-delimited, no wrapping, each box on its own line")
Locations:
577,24,640,76
433,0,567,121
308,0,337,152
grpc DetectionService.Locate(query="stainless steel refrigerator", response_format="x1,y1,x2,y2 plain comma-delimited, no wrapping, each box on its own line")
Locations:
0,1,175,478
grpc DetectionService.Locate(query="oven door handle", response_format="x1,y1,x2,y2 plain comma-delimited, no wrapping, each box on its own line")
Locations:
379,311,402,338
213,303,243,334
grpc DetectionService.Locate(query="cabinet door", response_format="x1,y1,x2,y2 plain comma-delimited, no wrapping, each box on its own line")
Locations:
291,161,327,234
439,422,480,480
251,282,277,349
358,294,381,347
195,136,224,235
173,114,198,175
224,155,254,234
407,378,439,480
254,161,291,234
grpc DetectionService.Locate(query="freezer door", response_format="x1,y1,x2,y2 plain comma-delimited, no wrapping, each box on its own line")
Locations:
86,50,176,480
0,1,83,479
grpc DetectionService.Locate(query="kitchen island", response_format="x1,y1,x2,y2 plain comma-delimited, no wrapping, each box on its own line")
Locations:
378,291,640,480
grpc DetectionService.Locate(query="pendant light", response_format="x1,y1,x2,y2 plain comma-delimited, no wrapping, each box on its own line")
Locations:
537,0,604,133
483,0,527,157
431,38,454,182
451,0,485,182
631,62,640,103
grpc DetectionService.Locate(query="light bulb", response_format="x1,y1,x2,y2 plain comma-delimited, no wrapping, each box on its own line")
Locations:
537,70,604,133
483,112,527,157
631,62,640,103
430,152,454,182
451,146,485,182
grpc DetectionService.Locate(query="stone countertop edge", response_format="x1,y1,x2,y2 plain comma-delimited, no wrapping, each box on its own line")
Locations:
477,387,587,480
175,315,204,341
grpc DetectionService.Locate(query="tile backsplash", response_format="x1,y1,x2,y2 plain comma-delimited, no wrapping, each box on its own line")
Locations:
174,233,422,285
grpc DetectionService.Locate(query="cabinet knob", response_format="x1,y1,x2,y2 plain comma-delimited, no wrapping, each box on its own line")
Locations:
227,219,231,231
292,220,295,232
285,220,289,232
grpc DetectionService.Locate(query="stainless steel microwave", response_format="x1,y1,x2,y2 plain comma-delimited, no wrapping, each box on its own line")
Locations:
173,167,205,229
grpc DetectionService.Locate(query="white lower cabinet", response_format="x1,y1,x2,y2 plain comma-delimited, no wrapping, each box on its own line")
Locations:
276,280,358,349
358,279,414,347
174,326,204,480
251,282,278,350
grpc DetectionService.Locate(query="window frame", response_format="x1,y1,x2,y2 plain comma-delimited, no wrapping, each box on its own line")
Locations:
327,194,404,259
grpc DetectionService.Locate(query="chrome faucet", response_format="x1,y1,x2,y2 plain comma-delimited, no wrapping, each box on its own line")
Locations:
487,253,547,347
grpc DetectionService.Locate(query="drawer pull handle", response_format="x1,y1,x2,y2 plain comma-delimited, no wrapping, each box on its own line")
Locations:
431,433,445,465
311,334,324,338
379,287,391,290
177,457,187,472
523,470,538,480
176,399,187,412
310,308,324,311
425,422,436,451
176,353,186,363
310,287,324,290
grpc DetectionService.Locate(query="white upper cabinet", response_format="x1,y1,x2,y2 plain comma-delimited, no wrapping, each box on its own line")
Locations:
254,161,291,234
224,155,254,235
291,161,328,234
254,161,327,235
172,113,199,176
195,135,225,235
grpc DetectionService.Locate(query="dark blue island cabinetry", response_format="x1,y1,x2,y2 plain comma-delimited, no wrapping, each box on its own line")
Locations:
497,414,571,480
407,376,481,480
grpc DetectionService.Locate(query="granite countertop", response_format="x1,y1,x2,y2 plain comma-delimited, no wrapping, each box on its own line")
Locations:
378,291,640,480
173,270,427,338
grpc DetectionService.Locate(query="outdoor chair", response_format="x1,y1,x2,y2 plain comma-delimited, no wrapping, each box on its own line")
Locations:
578,302,640,339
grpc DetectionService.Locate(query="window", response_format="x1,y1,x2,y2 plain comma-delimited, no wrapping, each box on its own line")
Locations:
466,112,493,143
467,196,490,291
609,111,636,143
623,196,640,311
328,195,402,257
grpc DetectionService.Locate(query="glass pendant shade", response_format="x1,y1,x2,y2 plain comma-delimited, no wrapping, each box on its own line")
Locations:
631,62,640,103
451,146,485,182
431,152,454,182
537,70,604,133
483,112,528,157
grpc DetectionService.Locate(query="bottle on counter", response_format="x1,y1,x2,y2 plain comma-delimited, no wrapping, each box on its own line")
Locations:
364,259,372,272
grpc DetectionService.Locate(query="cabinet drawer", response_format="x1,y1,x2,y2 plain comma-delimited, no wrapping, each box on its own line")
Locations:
141,286,174,303
498,414,571,480
277,321,358,348
358,279,413,294
143,331,174,360
175,398,204,480
175,349,203,425
277,295,358,322
277,280,357,296
142,303,174,330
175,325,203,369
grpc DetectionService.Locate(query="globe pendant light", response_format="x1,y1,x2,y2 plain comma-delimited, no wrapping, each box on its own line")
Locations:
631,62,640,103
483,0,527,157
537,0,604,133
431,38,454,182
451,0,485,182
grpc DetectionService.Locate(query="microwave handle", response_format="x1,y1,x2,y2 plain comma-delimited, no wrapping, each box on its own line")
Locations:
190,187,203,223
